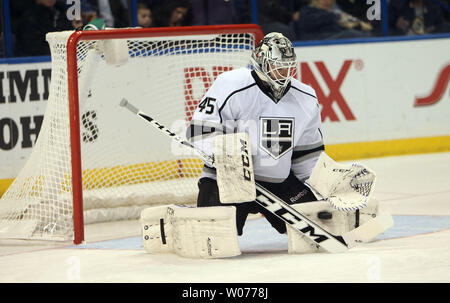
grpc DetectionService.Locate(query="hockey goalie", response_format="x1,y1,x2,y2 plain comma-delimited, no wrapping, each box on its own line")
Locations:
139,32,390,258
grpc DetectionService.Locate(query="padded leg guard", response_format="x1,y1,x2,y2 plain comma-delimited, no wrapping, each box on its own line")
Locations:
287,198,379,254
140,205,241,259
169,205,241,259
141,205,174,254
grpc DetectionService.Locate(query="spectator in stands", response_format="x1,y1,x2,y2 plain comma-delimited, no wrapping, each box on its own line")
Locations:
443,0,450,26
10,0,35,36
139,0,166,11
389,0,449,35
69,1,100,30
152,0,192,27
333,0,383,36
85,0,129,28
257,0,303,40
335,0,369,21
15,0,73,56
293,0,372,40
233,0,253,23
330,1,374,32
190,0,238,25
137,3,153,27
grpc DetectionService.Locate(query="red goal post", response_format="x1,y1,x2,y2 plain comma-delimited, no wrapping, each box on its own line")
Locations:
0,24,263,245
66,25,264,244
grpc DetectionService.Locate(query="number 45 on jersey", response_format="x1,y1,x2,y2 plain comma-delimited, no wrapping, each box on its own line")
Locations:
198,97,216,115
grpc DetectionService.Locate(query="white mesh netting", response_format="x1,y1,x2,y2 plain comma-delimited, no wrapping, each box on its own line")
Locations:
0,28,257,241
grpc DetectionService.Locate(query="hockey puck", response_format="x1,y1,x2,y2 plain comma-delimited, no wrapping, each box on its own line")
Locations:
317,211,332,220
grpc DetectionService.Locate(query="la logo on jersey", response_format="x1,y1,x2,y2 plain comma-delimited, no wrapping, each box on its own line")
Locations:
260,118,294,159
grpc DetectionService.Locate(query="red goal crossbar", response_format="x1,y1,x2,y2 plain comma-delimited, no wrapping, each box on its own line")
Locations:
65,24,264,244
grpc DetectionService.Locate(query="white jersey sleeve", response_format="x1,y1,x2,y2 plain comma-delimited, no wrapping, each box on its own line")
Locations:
290,86,325,182
185,69,249,169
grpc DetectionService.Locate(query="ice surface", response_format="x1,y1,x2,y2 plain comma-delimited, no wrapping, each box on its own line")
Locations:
0,152,449,282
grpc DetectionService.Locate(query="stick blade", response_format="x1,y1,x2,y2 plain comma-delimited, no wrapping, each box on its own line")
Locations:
342,213,394,248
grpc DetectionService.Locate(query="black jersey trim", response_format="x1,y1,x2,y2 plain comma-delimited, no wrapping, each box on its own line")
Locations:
251,70,291,103
203,164,217,174
292,144,325,160
218,83,257,123
291,86,317,99
318,128,323,140
293,141,324,152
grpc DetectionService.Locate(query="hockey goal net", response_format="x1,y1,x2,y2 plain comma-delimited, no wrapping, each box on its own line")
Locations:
0,25,263,244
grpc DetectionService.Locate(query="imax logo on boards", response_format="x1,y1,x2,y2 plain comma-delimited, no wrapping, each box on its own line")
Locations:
298,60,356,123
182,61,358,123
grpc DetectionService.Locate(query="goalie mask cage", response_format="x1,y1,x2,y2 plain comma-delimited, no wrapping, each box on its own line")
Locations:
0,25,263,244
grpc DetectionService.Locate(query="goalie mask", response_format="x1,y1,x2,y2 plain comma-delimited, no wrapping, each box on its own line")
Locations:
251,32,297,101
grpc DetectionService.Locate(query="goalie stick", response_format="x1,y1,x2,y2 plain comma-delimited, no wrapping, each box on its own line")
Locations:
120,98,391,253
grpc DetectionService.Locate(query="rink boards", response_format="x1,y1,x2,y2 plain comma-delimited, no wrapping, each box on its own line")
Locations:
0,36,449,194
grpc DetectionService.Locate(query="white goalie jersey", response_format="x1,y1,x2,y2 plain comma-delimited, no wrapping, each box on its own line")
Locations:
186,67,324,183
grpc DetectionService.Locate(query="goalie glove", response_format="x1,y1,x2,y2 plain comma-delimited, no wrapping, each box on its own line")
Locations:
307,152,376,211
